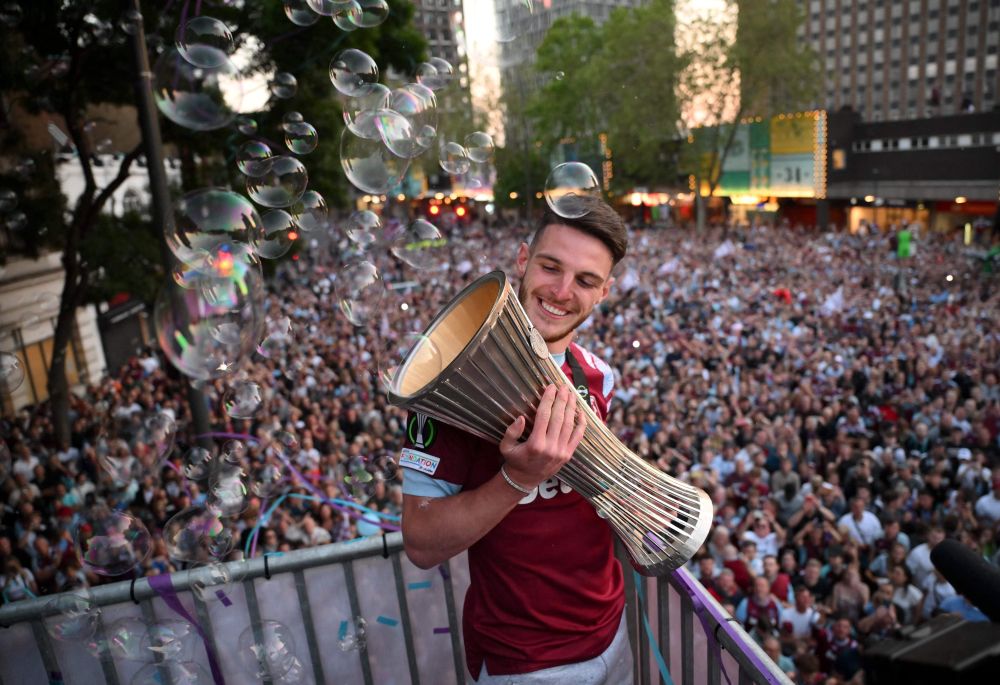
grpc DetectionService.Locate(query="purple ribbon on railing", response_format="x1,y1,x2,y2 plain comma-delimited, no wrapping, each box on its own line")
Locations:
148,574,226,685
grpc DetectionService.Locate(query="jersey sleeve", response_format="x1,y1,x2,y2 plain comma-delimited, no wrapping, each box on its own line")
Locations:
401,469,462,498
398,411,474,490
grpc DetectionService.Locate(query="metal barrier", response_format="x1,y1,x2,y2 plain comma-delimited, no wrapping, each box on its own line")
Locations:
0,534,790,685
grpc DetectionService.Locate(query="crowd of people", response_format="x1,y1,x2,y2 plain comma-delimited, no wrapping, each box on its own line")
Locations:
1,212,998,685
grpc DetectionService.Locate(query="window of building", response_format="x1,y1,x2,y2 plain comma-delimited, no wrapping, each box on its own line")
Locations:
6,335,82,406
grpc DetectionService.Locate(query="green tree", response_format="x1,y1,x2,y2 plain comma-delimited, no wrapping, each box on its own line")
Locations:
493,143,548,213
0,0,425,441
680,0,820,230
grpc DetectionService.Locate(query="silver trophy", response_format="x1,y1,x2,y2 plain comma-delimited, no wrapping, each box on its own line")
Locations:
386,271,713,575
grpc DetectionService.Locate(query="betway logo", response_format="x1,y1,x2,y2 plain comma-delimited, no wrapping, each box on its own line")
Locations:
517,476,572,505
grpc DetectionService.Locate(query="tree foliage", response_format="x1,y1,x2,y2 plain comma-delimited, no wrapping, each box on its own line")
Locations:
0,0,426,439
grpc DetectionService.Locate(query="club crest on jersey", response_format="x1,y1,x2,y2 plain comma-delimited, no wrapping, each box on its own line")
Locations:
407,413,437,449
399,448,440,476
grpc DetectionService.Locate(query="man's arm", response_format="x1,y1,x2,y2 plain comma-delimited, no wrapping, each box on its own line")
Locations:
402,384,586,569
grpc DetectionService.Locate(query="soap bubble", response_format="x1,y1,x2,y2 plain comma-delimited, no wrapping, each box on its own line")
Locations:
340,130,408,194
337,260,385,326
97,450,142,489
329,48,379,97
0,351,24,393
284,0,320,26
131,662,212,685
344,83,390,139
164,505,235,563
270,72,298,99
391,219,447,270
154,259,265,381
0,187,16,212
96,411,176,476
354,0,389,27
176,16,233,69
237,140,273,177
544,162,601,219
389,83,437,129
45,591,100,642
250,462,285,498
284,122,318,155
375,109,426,159
439,142,471,175
238,621,298,681
105,617,148,661
345,210,382,248
306,0,341,14
136,411,178,462
495,0,534,43
281,110,305,128
223,379,263,419
168,189,264,268
267,430,300,454
256,316,294,358
153,49,242,132
378,332,442,395
209,461,250,517
235,115,258,136
75,507,153,576
290,190,328,233
221,440,247,464
247,155,308,208
183,447,215,480
0,2,24,28
253,210,297,259
464,132,494,163
332,1,362,30
417,58,453,91
338,616,367,652
142,620,197,660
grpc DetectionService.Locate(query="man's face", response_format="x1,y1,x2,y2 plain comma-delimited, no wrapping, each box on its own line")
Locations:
516,224,613,350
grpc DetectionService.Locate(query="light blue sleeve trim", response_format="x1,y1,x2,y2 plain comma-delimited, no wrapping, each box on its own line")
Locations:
401,468,462,498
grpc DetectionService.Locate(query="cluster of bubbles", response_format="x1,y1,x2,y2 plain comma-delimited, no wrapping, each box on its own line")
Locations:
282,0,390,31
41,591,219,684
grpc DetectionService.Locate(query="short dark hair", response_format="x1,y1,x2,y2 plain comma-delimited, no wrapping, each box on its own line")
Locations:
533,197,628,267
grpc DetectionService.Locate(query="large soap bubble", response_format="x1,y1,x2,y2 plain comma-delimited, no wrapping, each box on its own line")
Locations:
208,458,251,517
168,189,264,268
283,0,320,26
106,617,148,661
544,162,601,219
254,210,297,259
45,591,100,642
391,219,447,270
154,253,265,381
439,141,471,175
337,260,385,326
306,0,341,15
416,57,453,91
223,379,263,419
190,561,246,603
495,0,534,43
345,209,382,248
75,506,153,576
238,621,299,681
237,140,273,177
142,620,198,660
332,1,362,30
344,83,390,139
0,351,24,393
97,410,178,474
375,109,427,159
246,155,309,208
329,48,379,97
270,72,298,99
284,121,318,155
153,49,242,132
290,190,328,233
465,132,495,163
340,129,408,194
176,16,233,68
354,0,389,27
183,446,215,480
164,505,235,563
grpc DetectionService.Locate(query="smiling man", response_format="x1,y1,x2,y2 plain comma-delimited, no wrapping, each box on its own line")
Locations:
399,199,631,683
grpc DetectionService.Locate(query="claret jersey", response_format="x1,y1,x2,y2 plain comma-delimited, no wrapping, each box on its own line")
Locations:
399,342,625,677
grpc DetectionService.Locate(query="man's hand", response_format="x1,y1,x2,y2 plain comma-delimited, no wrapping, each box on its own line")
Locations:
499,384,587,490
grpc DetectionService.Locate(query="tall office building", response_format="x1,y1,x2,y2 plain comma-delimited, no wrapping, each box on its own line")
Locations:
411,0,473,123
799,0,1000,121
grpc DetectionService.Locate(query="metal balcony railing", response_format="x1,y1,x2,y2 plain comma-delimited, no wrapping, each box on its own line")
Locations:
0,533,790,685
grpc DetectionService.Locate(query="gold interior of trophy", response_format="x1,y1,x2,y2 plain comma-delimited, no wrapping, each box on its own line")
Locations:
393,278,501,398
